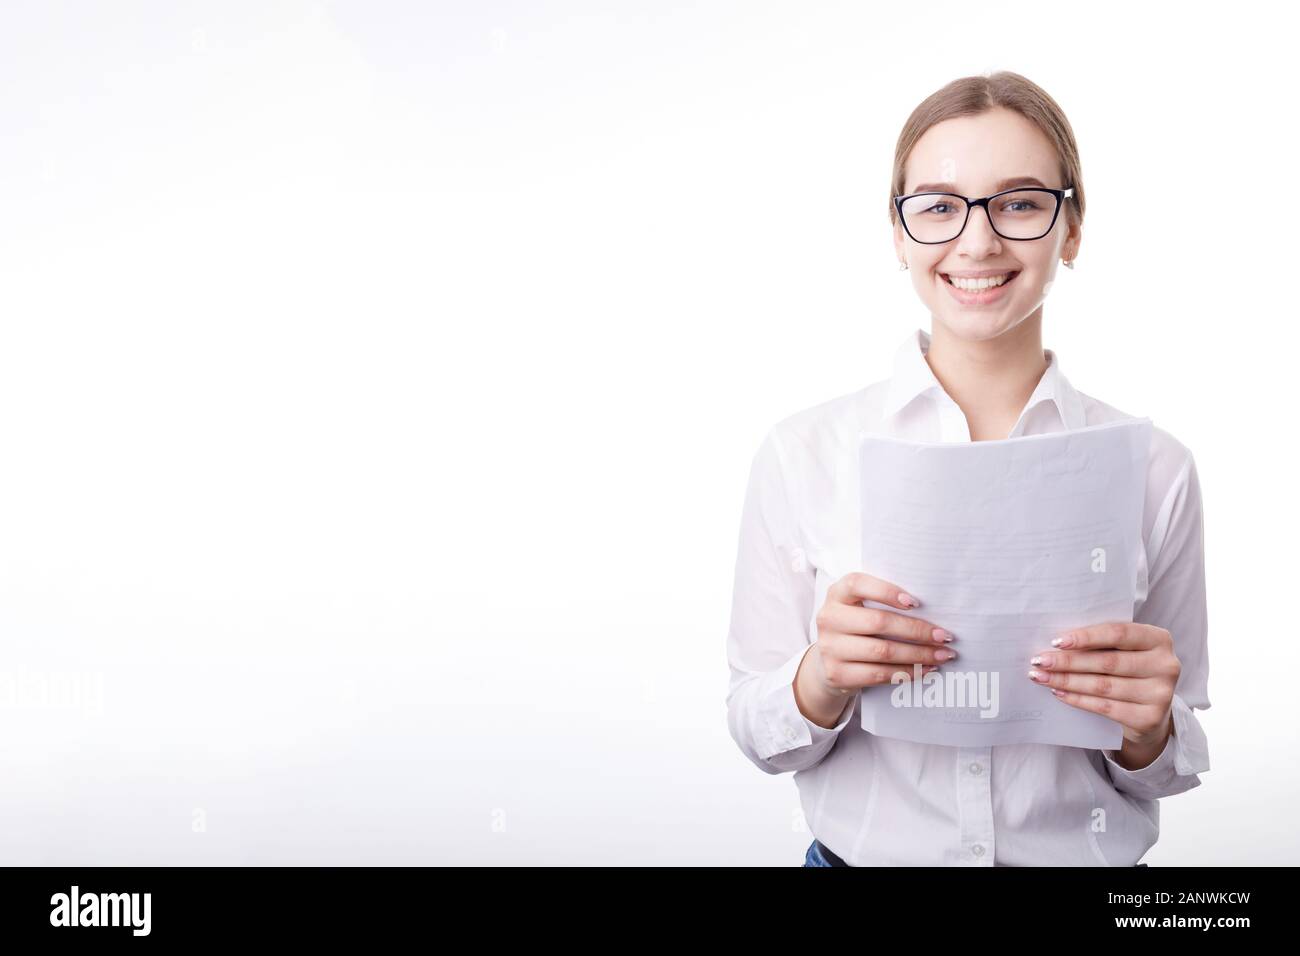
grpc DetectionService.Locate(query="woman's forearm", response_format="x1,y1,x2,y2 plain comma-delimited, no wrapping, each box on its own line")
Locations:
794,646,857,729
1111,711,1174,770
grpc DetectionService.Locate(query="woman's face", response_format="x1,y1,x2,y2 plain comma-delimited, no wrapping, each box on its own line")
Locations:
893,107,1081,343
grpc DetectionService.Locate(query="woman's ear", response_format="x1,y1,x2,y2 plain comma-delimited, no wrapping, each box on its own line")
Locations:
1063,217,1083,262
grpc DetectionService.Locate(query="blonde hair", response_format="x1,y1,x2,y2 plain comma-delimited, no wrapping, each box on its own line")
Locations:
889,72,1084,231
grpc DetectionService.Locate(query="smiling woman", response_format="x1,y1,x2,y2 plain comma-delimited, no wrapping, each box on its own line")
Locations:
889,83,1084,349
724,71,1212,868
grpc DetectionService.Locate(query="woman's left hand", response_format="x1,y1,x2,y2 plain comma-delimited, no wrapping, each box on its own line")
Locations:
1027,623,1180,755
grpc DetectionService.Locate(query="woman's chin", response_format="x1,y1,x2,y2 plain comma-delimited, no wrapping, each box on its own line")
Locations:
933,311,1013,339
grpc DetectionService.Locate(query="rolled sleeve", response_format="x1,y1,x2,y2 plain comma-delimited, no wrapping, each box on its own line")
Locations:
726,427,855,775
1103,449,1212,800
1102,693,1210,799
751,644,857,763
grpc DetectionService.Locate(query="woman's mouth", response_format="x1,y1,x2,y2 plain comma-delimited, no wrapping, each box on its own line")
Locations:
940,270,1021,305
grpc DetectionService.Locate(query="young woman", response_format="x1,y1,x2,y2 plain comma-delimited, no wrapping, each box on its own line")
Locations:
724,72,1210,867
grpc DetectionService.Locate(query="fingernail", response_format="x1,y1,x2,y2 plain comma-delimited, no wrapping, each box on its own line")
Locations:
931,628,952,643
1052,633,1074,648
899,593,917,608
935,649,955,661
1051,689,1066,697
1027,669,1046,682
1030,655,1045,666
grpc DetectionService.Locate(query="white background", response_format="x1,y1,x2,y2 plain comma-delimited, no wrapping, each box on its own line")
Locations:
0,0,1293,865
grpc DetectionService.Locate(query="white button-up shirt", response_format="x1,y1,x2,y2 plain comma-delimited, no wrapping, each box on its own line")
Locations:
725,327,1211,866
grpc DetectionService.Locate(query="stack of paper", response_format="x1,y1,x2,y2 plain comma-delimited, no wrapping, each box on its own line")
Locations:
856,418,1152,749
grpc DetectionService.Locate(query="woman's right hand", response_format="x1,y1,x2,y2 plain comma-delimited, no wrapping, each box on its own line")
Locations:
794,572,956,728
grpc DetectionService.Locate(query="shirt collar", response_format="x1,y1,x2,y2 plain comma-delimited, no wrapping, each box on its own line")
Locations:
882,327,1087,431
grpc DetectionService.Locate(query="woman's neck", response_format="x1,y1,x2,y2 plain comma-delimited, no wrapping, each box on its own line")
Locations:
924,315,1050,441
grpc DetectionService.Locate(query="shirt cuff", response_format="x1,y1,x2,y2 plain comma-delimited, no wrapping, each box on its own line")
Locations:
1101,693,1210,800
754,643,857,760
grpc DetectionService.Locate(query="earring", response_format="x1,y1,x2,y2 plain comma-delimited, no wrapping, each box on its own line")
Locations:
1063,258,1075,270
899,261,909,271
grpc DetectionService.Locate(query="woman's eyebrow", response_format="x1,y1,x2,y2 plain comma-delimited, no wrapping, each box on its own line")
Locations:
907,176,1049,193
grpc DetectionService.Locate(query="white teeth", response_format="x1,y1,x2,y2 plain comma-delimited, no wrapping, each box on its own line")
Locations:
946,273,1012,290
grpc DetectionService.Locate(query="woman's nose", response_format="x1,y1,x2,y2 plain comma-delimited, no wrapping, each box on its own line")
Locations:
954,204,1002,255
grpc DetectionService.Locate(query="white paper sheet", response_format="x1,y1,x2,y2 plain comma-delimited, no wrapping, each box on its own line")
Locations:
856,418,1152,749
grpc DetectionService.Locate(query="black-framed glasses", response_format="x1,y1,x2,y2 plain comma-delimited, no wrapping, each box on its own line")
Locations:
894,186,1074,244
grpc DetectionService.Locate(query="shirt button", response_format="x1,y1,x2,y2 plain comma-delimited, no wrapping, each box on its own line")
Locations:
784,726,798,741
968,762,983,775
971,844,985,857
